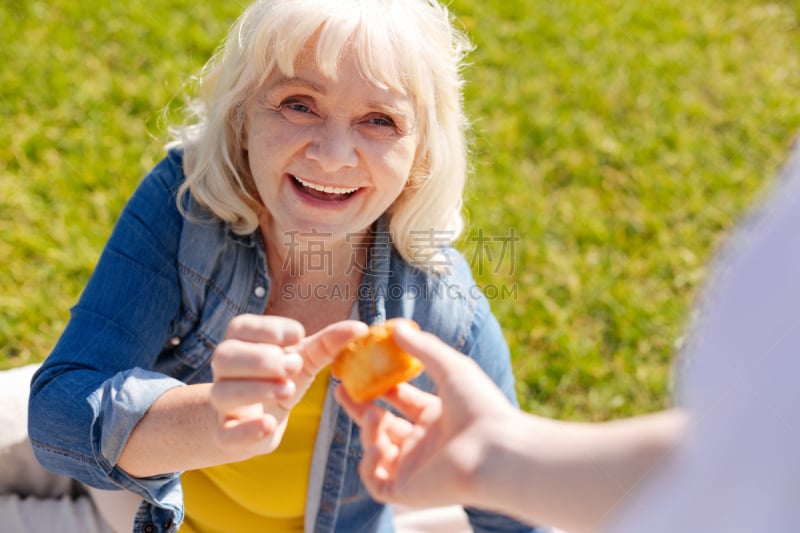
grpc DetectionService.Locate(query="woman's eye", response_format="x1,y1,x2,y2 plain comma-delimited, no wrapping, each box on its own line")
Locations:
367,115,396,128
282,99,312,114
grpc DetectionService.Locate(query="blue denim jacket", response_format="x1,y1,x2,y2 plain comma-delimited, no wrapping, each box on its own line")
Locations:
29,148,547,533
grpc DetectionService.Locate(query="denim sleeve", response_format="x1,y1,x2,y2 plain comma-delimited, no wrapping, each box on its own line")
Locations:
463,298,519,406
462,298,552,533
28,154,188,504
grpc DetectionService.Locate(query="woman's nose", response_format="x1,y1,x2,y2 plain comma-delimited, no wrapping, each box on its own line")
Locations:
305,122,359,172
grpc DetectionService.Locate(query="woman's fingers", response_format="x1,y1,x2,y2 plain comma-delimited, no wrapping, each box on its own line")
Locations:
213,402,294,457
212,339,303,380
216,317,367,384
218,414,278,448
224,314,305,345
208,317,371,457
294,320,369,376
211,379,296,413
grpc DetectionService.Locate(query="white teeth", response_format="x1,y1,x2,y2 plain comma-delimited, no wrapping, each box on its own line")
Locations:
294,176,359,195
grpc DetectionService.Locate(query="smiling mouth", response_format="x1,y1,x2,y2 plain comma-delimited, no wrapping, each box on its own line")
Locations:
291,175,360,201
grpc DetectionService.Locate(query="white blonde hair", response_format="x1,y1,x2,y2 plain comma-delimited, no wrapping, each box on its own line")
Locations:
173,0,473,265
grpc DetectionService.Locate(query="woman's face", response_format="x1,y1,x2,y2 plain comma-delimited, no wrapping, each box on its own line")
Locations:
244,44,418,245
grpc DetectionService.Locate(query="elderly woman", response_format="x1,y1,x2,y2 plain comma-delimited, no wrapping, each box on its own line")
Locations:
28,1,546,532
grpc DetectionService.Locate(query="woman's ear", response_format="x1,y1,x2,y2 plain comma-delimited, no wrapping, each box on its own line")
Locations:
406,156,431,190
233,100,249,151
241,118,249,151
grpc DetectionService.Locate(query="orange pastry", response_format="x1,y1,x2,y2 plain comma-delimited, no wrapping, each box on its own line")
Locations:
332,319,424,403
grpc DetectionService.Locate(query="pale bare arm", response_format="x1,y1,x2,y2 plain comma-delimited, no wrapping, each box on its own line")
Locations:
472,408,686,532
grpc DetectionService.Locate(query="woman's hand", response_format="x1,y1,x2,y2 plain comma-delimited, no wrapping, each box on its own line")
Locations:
211,315,367,458
335,321,518,509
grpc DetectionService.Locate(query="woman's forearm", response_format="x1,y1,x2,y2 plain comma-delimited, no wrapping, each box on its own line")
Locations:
473,408,688,533
116,384,241,477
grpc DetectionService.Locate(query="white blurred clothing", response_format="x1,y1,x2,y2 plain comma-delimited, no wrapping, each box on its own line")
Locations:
0,364,75,498
608,143,800,532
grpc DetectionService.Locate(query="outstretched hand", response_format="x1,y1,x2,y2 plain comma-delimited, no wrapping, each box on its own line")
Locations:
211,315,368,458
335,321,518,508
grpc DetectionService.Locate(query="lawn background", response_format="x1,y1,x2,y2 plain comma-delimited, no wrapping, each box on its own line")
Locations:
2,0,799,421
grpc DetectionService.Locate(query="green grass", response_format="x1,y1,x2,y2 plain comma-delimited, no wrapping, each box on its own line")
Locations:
2,1,799,421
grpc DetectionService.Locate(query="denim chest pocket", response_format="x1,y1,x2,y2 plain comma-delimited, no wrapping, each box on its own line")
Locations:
155,306,221,384
173,331,215,383
161,259,249,383
153,325,213,383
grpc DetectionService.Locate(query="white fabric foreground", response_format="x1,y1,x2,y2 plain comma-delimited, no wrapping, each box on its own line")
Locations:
0,364,76,498
0,497,472,533
393,505,471,533
0,494,112,533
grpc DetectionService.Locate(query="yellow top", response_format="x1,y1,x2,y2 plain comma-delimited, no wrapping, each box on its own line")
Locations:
180,369,330,533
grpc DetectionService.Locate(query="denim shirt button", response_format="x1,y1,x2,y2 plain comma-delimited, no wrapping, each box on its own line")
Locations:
163,520,174,530
254,286,266,298
142,524,156,533
169,337,180,346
